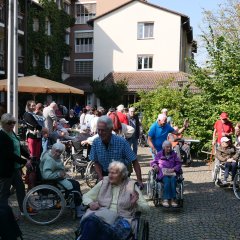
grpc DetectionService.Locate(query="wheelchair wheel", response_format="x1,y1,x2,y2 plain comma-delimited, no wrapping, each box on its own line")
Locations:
146,170,154,199
233,173,240,200
212,162,219,182
176,180,184,207
85,161,98,188
23,185,65,225
136,218,149,240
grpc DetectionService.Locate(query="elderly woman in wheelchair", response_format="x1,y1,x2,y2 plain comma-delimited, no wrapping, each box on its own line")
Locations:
214,137,240,186
77,161,149,240
148,141,183,208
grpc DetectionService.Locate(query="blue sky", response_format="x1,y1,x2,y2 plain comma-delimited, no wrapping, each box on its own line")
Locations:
149,0,226,64
150,0,226,37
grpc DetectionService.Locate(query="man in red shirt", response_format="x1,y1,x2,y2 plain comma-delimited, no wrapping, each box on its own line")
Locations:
116,104,129,125
212,112,234,145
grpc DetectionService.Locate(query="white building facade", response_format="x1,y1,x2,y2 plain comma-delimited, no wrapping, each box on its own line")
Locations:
91,0,194,81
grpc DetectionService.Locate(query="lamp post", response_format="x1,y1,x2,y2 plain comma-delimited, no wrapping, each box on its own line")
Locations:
7,0,18,132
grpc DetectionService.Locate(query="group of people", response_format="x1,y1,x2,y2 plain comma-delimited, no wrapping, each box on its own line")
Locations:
213,112,240,185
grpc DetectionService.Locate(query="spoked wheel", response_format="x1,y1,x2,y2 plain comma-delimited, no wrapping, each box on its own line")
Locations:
136,218,149,240
176,181,184,207
85,161,98,188
233,173,240,200
23,185,65,225
72,159,88,179
152,182,160,207
146,171,154,199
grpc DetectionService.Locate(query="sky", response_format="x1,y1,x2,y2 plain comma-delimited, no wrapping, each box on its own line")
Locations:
149,0,227,64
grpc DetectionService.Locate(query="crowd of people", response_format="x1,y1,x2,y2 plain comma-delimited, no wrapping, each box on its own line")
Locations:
1,98,240,239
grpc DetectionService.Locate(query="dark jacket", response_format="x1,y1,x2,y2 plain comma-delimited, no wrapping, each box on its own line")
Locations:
215,145,239,163
0,130,29,178
23,112,43,139
127,114,140,139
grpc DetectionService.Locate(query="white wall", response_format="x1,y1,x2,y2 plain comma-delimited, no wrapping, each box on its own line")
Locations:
93,1,182,80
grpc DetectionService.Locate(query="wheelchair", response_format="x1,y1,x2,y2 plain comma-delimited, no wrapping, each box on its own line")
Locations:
146,169,184,207
212,159,240,187
75,211,149,240
22,180,82,225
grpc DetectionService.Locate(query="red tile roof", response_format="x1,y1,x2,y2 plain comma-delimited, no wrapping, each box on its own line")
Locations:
103,71,199,93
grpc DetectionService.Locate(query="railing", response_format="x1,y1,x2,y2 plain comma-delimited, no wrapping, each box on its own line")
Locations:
75,44,93,53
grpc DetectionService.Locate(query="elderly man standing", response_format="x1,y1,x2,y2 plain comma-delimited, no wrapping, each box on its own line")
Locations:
212,112,234,146
148,114,187,156
43,102,58,133
127,107,140,155
89,116,143,187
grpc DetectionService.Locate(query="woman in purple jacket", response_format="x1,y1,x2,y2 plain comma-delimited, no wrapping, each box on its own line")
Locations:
150,140,182,208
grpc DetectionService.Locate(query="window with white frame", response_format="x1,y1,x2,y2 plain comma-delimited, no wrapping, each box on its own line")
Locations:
56,0,61,9
75,32,93,53
45,54,51,69
74,60,93,76
33,52,39,67
137,55,153,70
65,32,70,45
137,22,154,39
64,3,70,14
45,17,51,36
75,3,96,24
33,18,39,32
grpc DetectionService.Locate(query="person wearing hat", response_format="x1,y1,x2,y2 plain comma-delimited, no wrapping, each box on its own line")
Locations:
215,136,239,185
212,112,234,146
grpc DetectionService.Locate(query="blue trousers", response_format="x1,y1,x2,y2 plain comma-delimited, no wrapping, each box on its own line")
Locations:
224,162,237,181
127,136,138,155
162,176,176,200
79,214,118,240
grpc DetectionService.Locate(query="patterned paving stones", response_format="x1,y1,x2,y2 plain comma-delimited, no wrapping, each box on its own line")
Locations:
10,147,240,240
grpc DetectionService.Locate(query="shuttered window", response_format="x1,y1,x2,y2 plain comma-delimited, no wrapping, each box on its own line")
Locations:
74,60,93,76
75,32,93,53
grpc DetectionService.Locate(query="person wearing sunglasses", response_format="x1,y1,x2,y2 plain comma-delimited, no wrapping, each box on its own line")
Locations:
0,113,30,214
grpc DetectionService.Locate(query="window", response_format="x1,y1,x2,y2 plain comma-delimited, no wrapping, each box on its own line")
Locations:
45,54,51,69
137,22,154,39
45,17,51,36
137,55,153,70
64,3,70,14
74,60,93,76
65,33,70,45
63,59,70,74
75,32,93,53
56,0,61,9
75,3,96,24
33,18,39,32
33,53,39,67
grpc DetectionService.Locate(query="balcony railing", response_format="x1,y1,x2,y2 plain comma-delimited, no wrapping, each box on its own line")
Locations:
75,44,93,53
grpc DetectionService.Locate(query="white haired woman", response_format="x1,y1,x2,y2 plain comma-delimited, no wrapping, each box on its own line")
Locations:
40,142,82,217
0,113,30,213
79,161,149,240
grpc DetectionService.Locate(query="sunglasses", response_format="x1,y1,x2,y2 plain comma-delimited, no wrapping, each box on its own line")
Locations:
7,121,16,125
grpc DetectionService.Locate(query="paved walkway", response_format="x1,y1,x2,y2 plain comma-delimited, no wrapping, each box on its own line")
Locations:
9,147,240,240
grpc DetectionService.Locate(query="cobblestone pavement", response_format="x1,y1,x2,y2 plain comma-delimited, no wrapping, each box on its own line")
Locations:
9,147,240,240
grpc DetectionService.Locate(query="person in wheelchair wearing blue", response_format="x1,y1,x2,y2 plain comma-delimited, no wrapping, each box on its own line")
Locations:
78,161,149,240
215,137,239,185
150,141,182,208
40,142,82,217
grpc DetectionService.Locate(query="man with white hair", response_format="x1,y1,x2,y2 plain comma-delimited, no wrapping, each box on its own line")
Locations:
89,115,143,188
161,108,172,126
148,114,187,155
43,102,58,133
127,107,140,154
116,104,128,125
